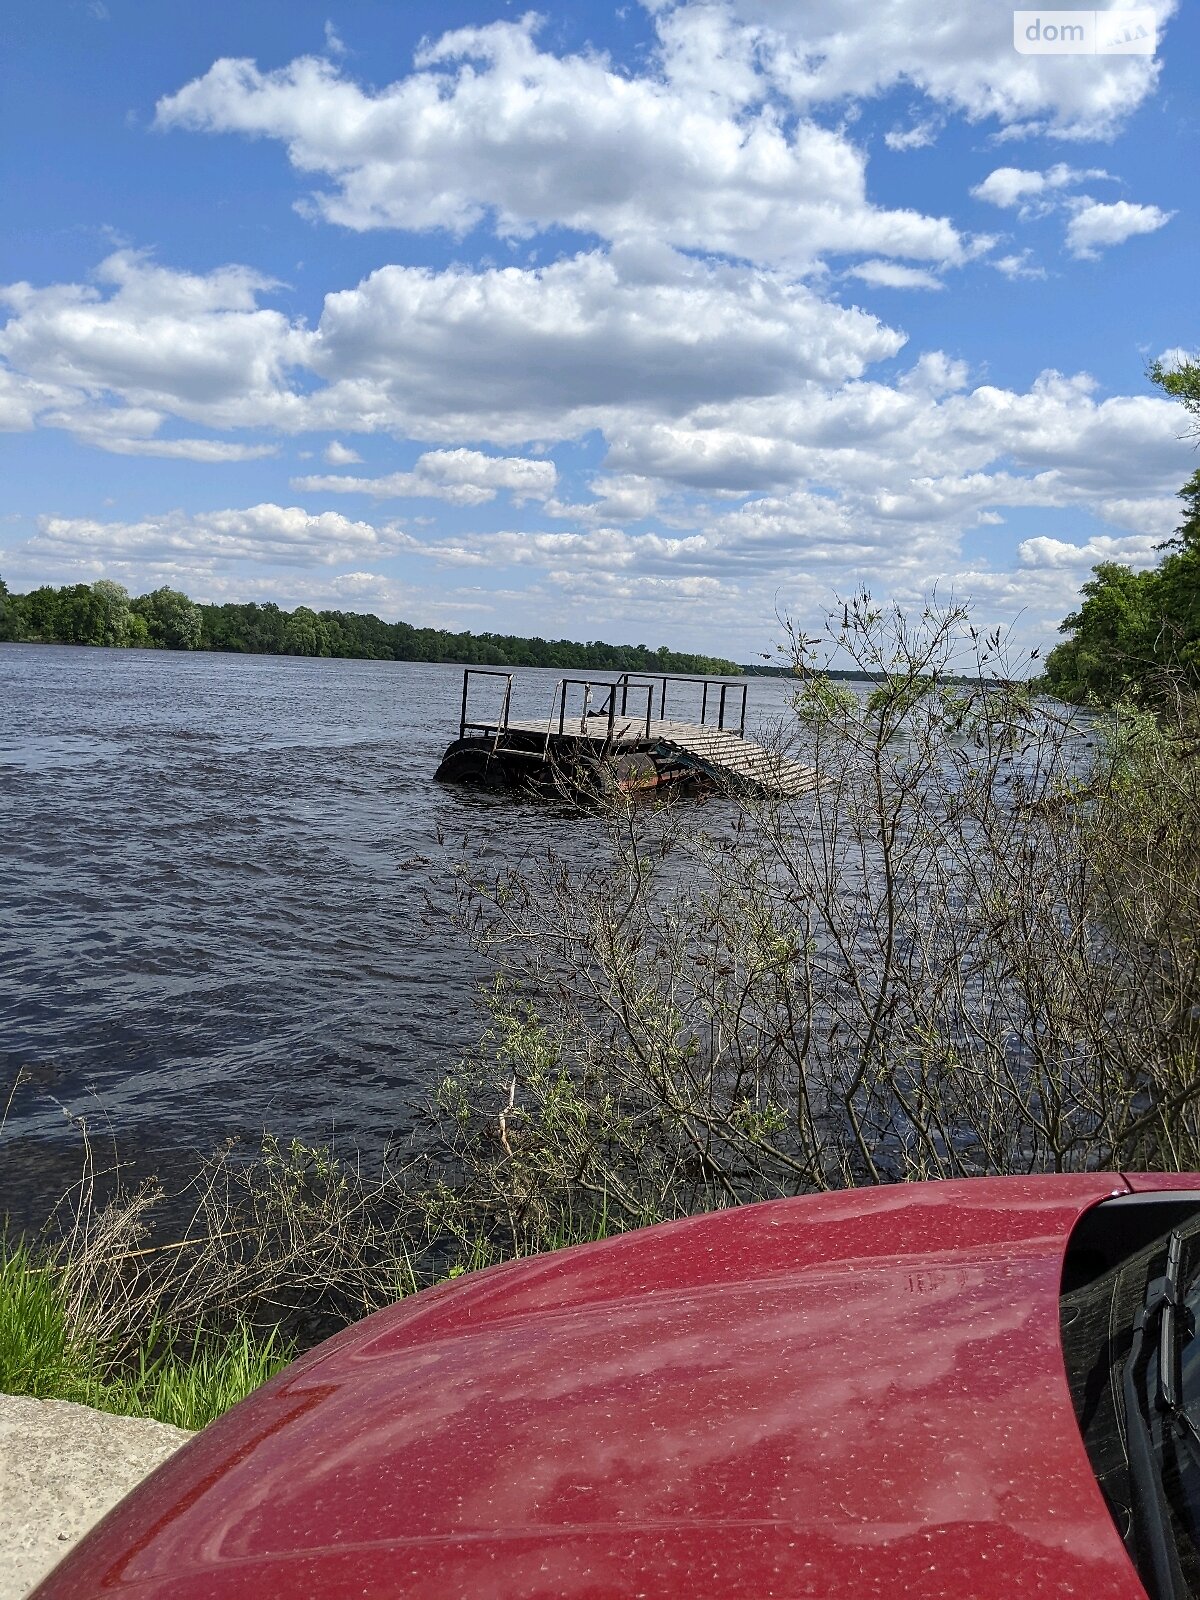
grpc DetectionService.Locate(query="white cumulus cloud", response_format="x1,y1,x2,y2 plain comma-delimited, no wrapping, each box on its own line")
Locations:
0,249,310,431
847,260,944,291
970,166,1170,261
970,163,1111,212
304,245,906,442
992,251,1045,281
155,16,966,270
294,448,557,505
1065,198,1175,258
709,0,1176,140
0,247,906,450
30,503,397,569
323,439,361,465
884,116,942,152
1016,531,1162,569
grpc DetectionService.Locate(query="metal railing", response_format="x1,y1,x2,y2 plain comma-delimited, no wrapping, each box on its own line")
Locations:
456,668,748,745
458,668,514,739
614,673,748,738
552,677,609,738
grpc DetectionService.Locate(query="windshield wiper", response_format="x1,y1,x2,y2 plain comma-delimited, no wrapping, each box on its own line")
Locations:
1123,1230,1190,1600
1157,1232,1186,1412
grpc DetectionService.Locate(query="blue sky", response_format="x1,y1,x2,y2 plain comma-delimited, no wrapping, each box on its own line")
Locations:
1,0,1195,659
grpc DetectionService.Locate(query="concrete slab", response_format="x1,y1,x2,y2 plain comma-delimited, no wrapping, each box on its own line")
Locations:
0,1393,192,1600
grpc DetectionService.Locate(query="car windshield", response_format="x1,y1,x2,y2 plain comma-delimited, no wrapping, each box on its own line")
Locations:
1062,1214,1200,1600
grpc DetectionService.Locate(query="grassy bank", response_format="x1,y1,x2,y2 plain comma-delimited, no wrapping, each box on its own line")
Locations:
0,1236,291,1430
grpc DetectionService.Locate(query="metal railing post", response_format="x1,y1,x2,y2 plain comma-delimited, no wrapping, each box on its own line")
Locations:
659,677,667,720
606,687,617,749
701,680,709,726
719,683,728,730
458,668,518,736
738,684,747,738
501,673,513,731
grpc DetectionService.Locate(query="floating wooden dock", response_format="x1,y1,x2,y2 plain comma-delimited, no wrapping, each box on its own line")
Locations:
435,670,817,798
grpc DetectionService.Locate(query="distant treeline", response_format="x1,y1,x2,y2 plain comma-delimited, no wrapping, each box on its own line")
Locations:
0,576,741,677
742,663,983,686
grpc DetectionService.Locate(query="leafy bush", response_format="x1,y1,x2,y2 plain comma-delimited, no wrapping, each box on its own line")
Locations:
430,595,1200,1256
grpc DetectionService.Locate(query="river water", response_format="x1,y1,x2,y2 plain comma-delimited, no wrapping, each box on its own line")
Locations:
0,645,796,1226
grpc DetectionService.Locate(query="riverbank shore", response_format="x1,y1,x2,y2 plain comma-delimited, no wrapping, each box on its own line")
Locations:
0,1393,191,1600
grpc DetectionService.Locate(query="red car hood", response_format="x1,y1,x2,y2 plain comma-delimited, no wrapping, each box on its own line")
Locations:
35,1174,1199,1600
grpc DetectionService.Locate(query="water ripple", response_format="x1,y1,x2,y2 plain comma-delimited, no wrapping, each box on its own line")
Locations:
1,645,796,1225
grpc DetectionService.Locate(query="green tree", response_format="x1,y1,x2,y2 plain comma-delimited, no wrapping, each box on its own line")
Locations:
1154,471,1200,678
20,586,60,641
52,584,110,645
132,587,202,650
282,605,331,657
1149,355,1200,438
0,573,19,642
125,611,151,648
1041,563,1162,703
91,579,132,647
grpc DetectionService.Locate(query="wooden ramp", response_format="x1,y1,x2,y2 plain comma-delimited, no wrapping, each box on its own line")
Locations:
653,724,818,798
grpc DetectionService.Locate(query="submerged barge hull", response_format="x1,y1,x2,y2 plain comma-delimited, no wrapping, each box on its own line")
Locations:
434,737,691,795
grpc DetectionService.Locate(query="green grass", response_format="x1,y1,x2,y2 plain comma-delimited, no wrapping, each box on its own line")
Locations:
0,1239,92,1400
0,1237,293,1431
104,1320,293,1432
